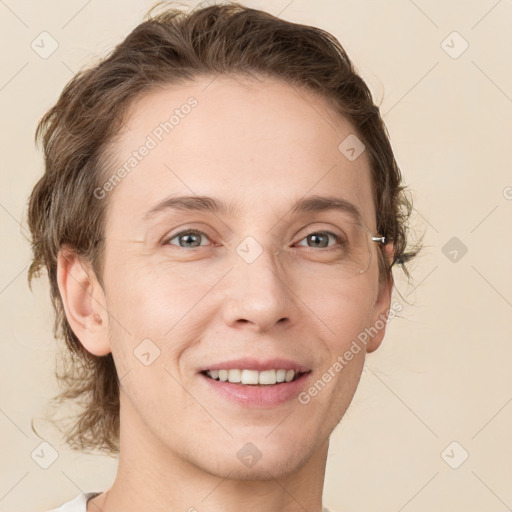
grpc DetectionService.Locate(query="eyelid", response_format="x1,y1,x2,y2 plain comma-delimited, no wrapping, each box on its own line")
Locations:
292,221,346,243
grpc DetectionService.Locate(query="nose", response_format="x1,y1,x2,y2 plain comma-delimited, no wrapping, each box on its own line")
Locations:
221,245,297,333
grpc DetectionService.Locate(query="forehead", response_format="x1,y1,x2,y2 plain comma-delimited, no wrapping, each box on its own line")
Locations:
102,74,376,233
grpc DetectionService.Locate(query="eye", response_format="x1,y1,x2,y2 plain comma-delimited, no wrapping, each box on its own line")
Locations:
165,229,211,249
164,229,345,251
295,231,344,250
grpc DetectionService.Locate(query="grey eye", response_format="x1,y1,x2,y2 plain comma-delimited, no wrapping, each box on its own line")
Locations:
296,231,341,249
167,230,209,248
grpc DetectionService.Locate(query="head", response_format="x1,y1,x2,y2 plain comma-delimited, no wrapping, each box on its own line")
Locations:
28,1,419,475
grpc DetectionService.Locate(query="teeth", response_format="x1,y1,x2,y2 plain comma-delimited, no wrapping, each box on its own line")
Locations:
241,369,259,385
205,368,299,385
276,369,286,383
258,369,276,385
228,369,241,383
285,369,295,382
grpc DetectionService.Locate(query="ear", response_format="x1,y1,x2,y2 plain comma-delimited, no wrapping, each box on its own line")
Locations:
366,243,395,354
56,245,111,356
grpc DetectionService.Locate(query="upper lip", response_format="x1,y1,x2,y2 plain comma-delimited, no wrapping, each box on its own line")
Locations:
198,358,311,373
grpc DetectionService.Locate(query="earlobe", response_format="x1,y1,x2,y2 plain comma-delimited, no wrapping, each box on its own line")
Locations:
366,243,395,354
57,246,111,356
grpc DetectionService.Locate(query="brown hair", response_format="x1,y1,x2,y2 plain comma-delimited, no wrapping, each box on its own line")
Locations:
27,1,421,456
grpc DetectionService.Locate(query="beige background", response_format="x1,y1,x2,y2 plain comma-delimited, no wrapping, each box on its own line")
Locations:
1,0,511,511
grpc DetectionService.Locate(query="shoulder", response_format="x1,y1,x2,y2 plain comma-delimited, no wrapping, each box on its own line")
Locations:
46,491,101,512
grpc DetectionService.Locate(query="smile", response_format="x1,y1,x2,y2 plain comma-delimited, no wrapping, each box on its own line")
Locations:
202,368,308,385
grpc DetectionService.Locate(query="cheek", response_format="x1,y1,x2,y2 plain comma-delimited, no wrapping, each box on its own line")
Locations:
104,258,218,365
299,279,374,417
299,270,377,340
105,253,206,322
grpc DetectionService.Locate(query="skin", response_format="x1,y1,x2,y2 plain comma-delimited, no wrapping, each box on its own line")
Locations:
57,74,394,512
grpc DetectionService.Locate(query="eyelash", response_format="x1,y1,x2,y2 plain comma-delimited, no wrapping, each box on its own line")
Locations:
164,228,344,252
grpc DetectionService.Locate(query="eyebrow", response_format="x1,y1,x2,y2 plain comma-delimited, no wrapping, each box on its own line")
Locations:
143,194,363,224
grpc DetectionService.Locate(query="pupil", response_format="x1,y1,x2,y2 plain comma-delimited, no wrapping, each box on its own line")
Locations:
309,233,328,248
181,233,200,247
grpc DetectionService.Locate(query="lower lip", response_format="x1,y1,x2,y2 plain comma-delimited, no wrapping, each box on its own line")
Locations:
199,372,312,408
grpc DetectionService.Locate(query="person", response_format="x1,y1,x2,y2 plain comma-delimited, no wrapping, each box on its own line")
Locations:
28,2,420,511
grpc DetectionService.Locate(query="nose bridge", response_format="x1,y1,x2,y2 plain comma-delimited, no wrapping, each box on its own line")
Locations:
222,237,293,331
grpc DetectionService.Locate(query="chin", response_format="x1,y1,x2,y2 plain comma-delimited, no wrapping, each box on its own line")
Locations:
207,451,311,481
195,433,317,481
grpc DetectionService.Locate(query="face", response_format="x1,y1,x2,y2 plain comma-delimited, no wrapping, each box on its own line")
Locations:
87,75,392,479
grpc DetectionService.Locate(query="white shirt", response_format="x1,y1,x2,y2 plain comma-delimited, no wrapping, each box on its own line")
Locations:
48,491,338,511
47,491,100,511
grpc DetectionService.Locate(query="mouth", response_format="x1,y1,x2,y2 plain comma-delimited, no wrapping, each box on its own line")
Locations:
196,357,313,407
200,368,310,386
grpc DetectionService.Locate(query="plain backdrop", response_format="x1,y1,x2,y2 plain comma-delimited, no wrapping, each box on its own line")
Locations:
1,1,511,511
